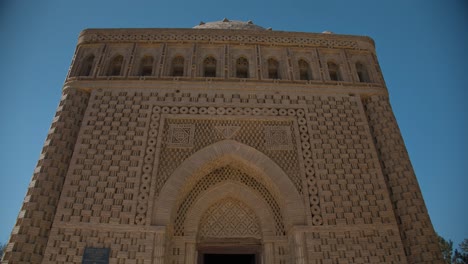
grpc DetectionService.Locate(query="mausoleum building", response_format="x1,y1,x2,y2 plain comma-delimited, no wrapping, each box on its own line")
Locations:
2,20,443,264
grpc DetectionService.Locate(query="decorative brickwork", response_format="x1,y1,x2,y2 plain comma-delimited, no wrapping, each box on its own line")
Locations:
80,29,362,50
154,116,303,199
166,123,195,148
305,228,407,263
198,198,261,239
54,90,151,226
173,166,285,236
3,88,90,263
264,125,294,150
43,227,157,264
306,95,395,227
3,22,442,264
363,95,443,263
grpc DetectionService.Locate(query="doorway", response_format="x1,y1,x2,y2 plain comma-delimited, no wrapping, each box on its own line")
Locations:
197,241,261,264
203,253,255,264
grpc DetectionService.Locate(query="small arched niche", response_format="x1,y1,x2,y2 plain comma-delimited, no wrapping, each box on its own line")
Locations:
79,54,95,76
107,54,124,76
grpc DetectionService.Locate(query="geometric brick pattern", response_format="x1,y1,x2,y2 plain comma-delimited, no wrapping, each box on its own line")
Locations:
4,88,442,264
155,116,303,199
264,125,294,150
43,227,154,264
199,198,261,239
363,95,443,263
305,228,407,263
306,95,395,227
173,166,285,236
135,105,161,225
81,30,360,49
3,88,90,264
3,24,443,264
166,123,195,148
55,90,151,227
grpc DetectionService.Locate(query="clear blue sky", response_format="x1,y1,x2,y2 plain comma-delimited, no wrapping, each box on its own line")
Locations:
1,0,467,249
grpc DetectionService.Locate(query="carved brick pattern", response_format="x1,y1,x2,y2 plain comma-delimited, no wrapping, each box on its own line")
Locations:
134,105,161,225
214,125,240,139
305,228,406,263
83,31,359,49
305,96,396,228
276,244,290,264
295,107,323,226
155,116,302,197
199,198,261,239
166,123,195,148
174,166,285,236
3,88,89,263
264,126,294,150
43,227,154,264
56,90,151,226
167,243,184,264
363,95,443,263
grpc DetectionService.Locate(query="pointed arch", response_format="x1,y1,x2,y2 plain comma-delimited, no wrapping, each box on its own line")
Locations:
171,55,184,76
151,140,306,228
184,182,276,239
267,57,280,79
298,59,312,80
236,57,249,78
327,61,341,81
139,55,154,76
107,54,124,76
203,56,217,77
355,61,370,82
79,54,95,76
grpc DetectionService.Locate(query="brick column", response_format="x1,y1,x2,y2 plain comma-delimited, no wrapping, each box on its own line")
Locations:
292,230,306,264
362,95,443,264
2,87,90,264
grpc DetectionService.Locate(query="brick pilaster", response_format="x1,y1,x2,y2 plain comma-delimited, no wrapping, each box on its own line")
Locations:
362,95,443,264
2,87,90,264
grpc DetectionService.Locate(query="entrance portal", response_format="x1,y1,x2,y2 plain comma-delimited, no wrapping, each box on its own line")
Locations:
197,242,260,264
203,254,255,264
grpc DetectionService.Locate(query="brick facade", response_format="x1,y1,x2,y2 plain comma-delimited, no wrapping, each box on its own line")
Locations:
2,20,442,264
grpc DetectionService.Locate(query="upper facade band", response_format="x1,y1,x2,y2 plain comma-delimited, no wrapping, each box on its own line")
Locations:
68,20,385,92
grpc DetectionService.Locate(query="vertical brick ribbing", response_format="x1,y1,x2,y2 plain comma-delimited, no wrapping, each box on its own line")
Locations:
362,95,443,264
2,87,90,264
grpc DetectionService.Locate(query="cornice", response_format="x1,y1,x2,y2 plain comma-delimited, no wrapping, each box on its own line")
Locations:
64,78,388,97
78,28,376,52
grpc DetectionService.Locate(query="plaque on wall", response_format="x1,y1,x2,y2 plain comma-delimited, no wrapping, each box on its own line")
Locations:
82,247,110,264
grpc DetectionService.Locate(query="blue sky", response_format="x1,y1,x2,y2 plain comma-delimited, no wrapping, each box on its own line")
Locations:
0,0,467,249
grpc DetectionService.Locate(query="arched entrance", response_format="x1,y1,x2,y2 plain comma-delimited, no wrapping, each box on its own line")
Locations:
151,140,306,263
195,196,262,264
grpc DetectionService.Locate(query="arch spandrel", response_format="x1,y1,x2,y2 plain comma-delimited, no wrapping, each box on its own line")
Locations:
151,140,306,228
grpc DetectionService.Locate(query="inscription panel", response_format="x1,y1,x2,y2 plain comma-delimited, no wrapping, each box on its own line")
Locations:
82,247,110,264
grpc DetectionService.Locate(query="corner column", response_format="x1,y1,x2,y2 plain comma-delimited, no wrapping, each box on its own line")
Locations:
362,95,443,263
2,86,90,264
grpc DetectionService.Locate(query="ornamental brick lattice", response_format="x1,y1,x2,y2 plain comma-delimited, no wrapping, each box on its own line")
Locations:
2,20,443,264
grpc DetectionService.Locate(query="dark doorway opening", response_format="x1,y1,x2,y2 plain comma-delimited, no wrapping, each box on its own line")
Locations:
197,239,261,264
204,254,255,264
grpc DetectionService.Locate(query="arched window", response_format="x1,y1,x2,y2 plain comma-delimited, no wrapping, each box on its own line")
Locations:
108,55,124,76
268,58,280,79
79,54,95,76
298,59,311,80
355,62,370,82
327,61,341,81
236,57,249,78
203,56,217,77
139,56,154,76
171,56,184,76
